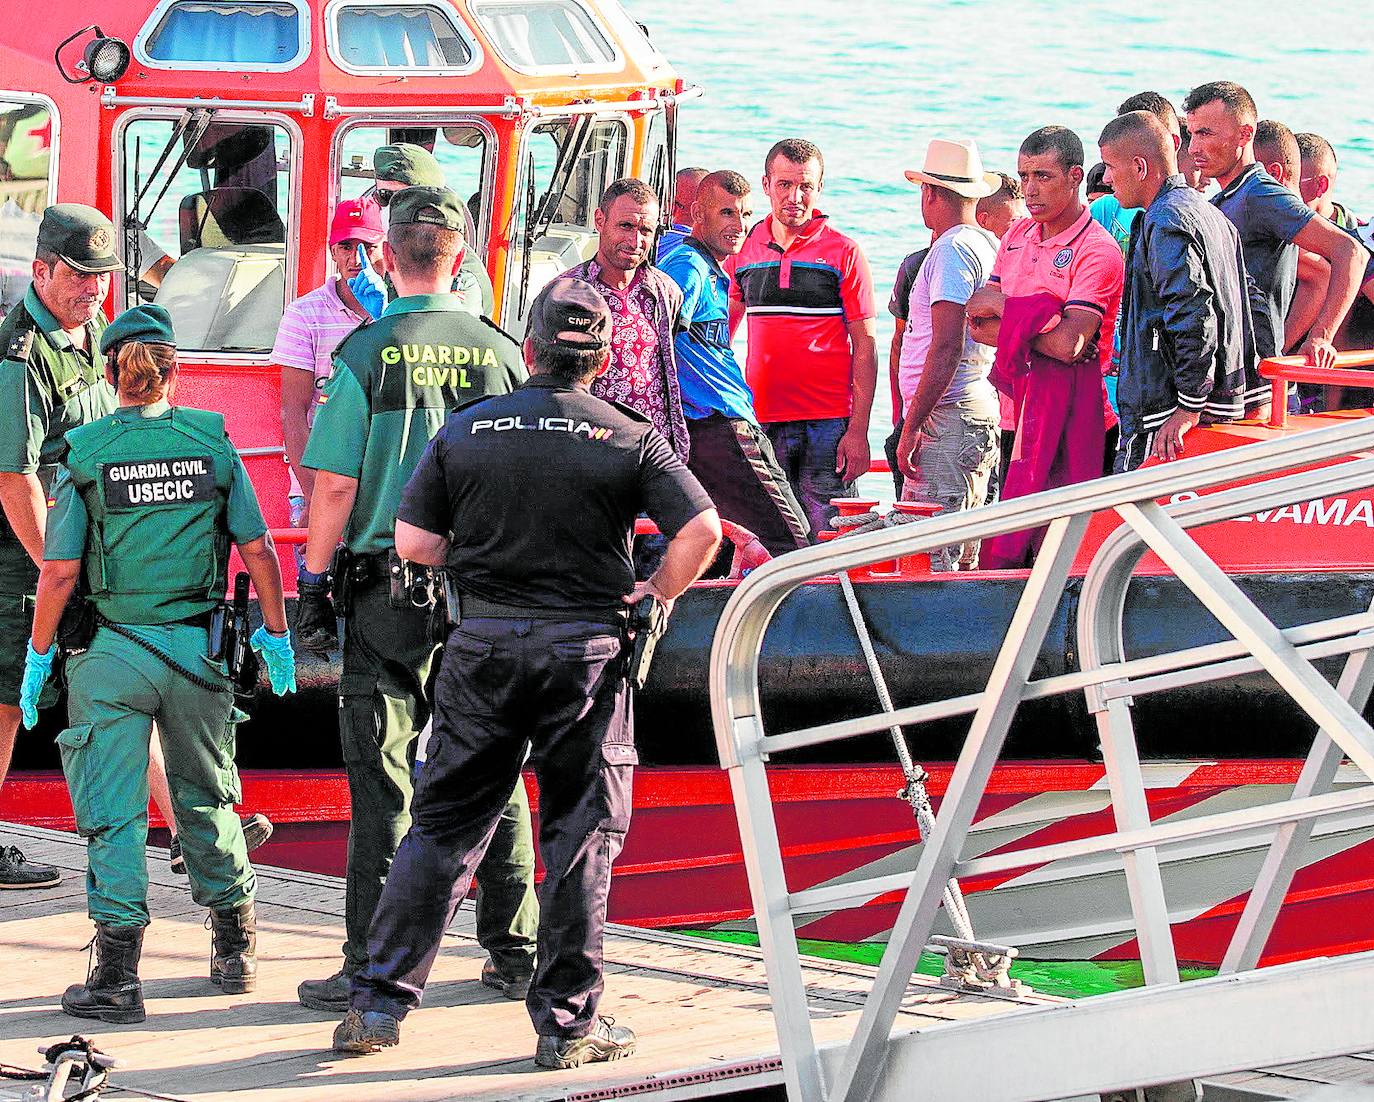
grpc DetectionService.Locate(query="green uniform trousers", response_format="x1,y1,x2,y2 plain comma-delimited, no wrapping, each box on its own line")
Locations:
340,579,537,975
59,622,255,927
0,529,41,706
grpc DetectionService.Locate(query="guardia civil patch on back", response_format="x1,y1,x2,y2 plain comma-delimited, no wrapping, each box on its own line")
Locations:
102,456,215,508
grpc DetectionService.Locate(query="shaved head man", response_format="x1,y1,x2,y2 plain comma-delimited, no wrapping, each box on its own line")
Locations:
658,166,710,259
658,169,810,555
1099,111,1175,211
1296,133,1352,226
1099,110,1262,470
1254,119,1300,190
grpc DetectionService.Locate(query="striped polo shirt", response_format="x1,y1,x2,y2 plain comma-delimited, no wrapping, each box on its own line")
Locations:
726,212,875,424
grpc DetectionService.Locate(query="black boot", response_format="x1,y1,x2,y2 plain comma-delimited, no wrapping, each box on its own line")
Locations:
61,923,146,1024
209,901,257,994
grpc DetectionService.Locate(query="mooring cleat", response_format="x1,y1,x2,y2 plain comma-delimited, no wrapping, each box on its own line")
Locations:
535,1016,636,1069
333,1009,400,1054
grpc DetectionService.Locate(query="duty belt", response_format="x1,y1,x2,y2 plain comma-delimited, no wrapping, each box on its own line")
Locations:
457,593,628,628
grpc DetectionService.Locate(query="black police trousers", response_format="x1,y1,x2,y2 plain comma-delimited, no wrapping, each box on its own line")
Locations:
351,616,633,1039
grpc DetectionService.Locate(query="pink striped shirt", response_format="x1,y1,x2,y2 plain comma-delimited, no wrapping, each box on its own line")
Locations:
271,279,367,425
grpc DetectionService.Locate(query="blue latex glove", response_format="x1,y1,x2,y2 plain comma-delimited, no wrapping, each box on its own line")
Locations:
250,625,297,696
20,641,56,729
347,243,386,320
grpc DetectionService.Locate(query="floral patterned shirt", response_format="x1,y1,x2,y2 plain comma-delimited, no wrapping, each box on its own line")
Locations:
559,259,688,459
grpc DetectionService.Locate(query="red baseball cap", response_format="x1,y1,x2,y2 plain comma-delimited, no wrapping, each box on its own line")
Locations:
328,197,385,247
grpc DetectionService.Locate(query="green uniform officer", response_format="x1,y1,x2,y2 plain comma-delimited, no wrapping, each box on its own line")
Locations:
21,305,297,1024
297,186,539,1011
0,205,119,890
350,142,496,319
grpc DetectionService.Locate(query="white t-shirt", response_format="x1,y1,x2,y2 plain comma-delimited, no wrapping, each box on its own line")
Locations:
898,223,998,407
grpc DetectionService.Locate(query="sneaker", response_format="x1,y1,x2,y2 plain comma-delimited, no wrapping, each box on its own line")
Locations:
481,957,533,1000
169,814,272,876
299,967,355,1012
332,1008,400,1055
0,844,61,889
535,1016,636,1069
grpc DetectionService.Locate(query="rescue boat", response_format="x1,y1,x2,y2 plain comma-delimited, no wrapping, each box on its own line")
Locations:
4,2,1374,975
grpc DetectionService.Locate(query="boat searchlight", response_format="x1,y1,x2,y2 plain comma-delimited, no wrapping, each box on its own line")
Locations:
54,24,131,85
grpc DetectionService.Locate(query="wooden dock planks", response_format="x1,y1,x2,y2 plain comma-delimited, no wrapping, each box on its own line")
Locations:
0,822,1057,1101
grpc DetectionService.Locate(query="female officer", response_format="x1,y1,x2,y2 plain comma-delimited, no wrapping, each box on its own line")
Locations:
19,304,297,1024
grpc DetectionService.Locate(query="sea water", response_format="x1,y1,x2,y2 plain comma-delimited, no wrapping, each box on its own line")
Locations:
627,0,1374,474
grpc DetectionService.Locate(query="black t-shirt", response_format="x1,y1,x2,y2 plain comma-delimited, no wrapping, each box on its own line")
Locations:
399,375,714,612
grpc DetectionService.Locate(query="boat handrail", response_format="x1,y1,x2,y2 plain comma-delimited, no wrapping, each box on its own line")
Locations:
1260,350,1374,427
708,409,1374,1102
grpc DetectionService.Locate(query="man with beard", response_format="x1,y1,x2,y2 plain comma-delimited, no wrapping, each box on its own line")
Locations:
555,178,688,460
728,139,877,537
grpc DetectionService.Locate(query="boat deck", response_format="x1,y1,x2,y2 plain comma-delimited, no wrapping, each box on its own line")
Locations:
0,823,1058,1101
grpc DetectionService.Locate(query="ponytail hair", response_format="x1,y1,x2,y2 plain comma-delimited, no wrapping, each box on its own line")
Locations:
112,341,177,404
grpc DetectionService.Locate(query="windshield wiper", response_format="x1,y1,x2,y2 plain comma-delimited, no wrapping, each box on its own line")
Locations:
518,115,595,317
122,107,216,288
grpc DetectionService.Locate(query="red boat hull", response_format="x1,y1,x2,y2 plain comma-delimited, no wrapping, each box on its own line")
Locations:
6,760,1372,969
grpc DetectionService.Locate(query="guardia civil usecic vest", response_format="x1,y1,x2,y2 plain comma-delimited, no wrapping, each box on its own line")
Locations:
61,405,241,625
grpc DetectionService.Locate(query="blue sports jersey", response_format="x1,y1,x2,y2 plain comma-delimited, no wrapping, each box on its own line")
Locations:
659,239,756,422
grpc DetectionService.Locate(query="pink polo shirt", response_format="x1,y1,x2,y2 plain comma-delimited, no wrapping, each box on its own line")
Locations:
990,207,1123,428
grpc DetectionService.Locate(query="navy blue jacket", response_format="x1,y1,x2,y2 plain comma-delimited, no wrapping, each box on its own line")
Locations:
1116,176,1268,436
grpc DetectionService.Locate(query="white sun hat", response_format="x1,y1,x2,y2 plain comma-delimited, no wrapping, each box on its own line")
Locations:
905,138,1001,199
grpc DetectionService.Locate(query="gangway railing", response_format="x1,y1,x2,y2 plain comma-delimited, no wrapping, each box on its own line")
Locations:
710,413,1374,1102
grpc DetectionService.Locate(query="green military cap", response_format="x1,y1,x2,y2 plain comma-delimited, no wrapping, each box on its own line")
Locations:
386,186,466,232
37,204,123,274
100,304,177,356
374,143,445,187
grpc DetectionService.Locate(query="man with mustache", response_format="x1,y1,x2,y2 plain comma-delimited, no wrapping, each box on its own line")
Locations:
555,178,688,461
0,204,120,888
728,139,877,538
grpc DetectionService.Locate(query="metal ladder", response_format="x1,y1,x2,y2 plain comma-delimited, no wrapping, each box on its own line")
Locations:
710,412,1374,1102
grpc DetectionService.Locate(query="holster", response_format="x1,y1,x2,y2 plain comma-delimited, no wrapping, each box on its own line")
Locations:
429,570,460,645
387,549,439,612
331,545,362,618
626,594,667,690
209,573,258,696
57,594,97,659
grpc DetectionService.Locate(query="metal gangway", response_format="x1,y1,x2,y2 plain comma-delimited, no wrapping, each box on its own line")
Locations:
710,411,1374,1102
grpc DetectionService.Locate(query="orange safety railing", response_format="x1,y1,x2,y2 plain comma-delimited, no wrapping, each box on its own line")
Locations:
1260,351,1374,428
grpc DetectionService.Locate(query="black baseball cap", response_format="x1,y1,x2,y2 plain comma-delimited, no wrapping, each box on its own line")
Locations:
528,279,612,349
37,204,123,274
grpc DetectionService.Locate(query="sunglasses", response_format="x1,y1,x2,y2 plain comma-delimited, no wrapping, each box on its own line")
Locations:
367,184,399,208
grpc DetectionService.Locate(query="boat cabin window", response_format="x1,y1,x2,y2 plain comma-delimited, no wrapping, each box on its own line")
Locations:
337,124,490,256
504,116,626,336
137,0,308,70
0,97,55,318
642,109,669,211
120,115,293,354
470,0,618,73
330,2,478,73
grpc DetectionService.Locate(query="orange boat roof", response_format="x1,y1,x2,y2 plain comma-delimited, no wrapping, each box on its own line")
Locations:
5,0,681,107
